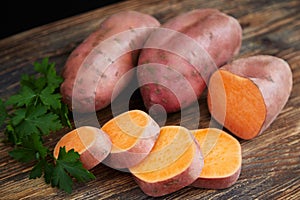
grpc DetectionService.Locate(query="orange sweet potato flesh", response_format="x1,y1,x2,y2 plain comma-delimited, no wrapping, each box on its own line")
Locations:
191,128,242,189
101,110,160,169
129,126,204,197
207,55,293,139
53,126,111,170
208,70,266,139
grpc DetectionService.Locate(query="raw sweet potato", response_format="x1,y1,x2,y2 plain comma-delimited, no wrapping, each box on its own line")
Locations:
60,11,160,112
129,126,204,197
53,126,111,170
101,110,160,169
207,55,293,139
137,9,242,113
191,128,242,189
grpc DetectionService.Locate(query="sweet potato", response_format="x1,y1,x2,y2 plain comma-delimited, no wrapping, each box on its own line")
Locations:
60,11,160,112
53,126,111,170
101,110,160,169
207,55,293,139
137,9,242,113
129,126,204,197
191,128,242,189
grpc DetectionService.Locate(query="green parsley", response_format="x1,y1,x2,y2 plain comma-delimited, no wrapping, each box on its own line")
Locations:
51,147,95,193
1,58,95,193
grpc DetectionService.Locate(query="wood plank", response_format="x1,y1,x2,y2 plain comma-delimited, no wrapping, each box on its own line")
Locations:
1,0,300,199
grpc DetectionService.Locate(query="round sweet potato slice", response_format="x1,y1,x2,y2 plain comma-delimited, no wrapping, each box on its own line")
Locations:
191,128,242,189
101,110,160,169
129,126,204,197
53,126,111,170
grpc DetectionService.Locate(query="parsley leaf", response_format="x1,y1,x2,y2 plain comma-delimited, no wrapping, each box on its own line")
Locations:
20,74,46,92
51,147,95,193
26,105,62,135
25,132,48,159
30,159,54,183
45,65,63,89
9,148,36,162
40,87,61,109
34,58,63,88
52,163,73,194
5,86,36,107
11,108,27,126
44,160,55,184
9,133,48,162
30,159,46,178
10,105,62,141
34,57,50,75
0,99,7,127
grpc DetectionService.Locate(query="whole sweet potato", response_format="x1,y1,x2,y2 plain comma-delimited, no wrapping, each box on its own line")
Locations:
137,9,242,113
60,11,160,112
207,55,293,139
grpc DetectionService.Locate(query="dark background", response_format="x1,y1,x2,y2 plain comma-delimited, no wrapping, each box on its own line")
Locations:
0,0,124,39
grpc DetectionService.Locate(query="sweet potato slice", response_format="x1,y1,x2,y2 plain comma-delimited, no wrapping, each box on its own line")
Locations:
207,55,293,139
101,110,160,169
53,126,111,170
129,126,204,197
191,128,242,189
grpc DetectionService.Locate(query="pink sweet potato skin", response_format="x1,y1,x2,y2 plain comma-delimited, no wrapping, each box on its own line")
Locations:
103,118,160,169
132,139,204,197
60,11,160,112
79,129,112,170
53,126,112,170
103,134,159,169
137,9,242,113
192,167,241,189
211,55,293,136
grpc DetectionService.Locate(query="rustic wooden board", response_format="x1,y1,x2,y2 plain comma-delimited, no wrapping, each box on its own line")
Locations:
1,0,300,199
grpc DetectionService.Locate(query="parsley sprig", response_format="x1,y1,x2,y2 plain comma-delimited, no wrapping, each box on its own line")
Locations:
1,58,95,193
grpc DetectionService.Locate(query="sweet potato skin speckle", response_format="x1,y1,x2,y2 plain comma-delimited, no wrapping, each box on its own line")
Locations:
60,11,160,112
137,9,242,113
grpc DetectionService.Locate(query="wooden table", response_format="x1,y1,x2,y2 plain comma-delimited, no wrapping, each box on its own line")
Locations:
1,0,299,199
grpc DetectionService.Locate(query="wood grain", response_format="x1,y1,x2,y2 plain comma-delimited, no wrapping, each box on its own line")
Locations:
1,0,300,199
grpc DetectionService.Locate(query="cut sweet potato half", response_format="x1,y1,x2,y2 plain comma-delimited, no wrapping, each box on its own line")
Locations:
101,110,160,169
191,128,242,189
207,55,293,139
53,126,111,170
129,126,204,197
208,69,266,139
